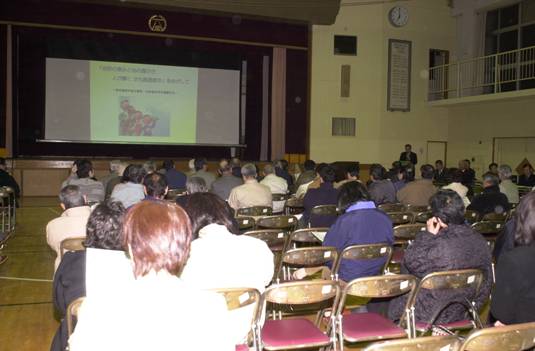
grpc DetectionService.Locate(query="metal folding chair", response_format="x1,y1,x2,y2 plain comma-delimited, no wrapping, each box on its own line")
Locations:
288,227,328,248
471,221,504,239
67,296,86,336
378,203,406,213
59,237,86,260
1,186,16,232
236,216,256,233
362,335,459,351
256,215,298,232
464,210,481,224
481,211,508,222
458,321,535,351
332,243,393,279
276,246,338,282
309,205,339,227
387,212,415,226
237,206,273,217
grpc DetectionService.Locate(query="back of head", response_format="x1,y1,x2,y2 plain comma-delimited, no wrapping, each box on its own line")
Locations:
162,160,174,171
451,170,463,183
482,171,499,187
186,177,207,194
230,157,241,167
303,160,316,171
142,160,157,174
219,163,232,174
318,164,336,183
420,164,435,180
59,185,86,209
275,159,288,170
182,192,238,238
435,160,443,168
241,163,257,179
123,201,192,278
263,163,275,176
0,157,6,170
143,172,168,198
110,160,122,173
346,163,360,178
514,192,535,246
498,164,512,180
429,190,465,225
338,181,371,212
76,159,93,179
194,158,206,171
122,164,147,184
370,164,385,181
85,201,126,250
188,158,195,171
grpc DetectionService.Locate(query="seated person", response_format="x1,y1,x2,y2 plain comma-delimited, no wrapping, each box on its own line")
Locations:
143,172,168,201
161,160,186,189
434,160,450,184
210,163,243,201
228,163,272,211
488,162,499,175
397,164,437,207
68,201,234,351
367,164,397,205
302,164,339,227
323,182,393,282
388,190,492,325
99,160,122,192
50,201,126,351
442,171,470,207
274,159,294,188
467,172,510,215
176,177,208,208
334,163,360,189
390,166,408,193
498,164,519,204
190,158,216,189
491,191,535,325
181,193,274,343
293,160,317,193
518,163,535,187
260,164,288,213
46,185,91,271
62,159,105,203
0,157,20,201
110,164,147,208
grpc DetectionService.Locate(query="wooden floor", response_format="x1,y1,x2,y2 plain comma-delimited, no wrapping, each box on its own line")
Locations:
0,197,60,351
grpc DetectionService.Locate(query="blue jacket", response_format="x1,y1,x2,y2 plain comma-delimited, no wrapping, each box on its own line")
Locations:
302,182,338,227
323,203,394,282
164,168,187,189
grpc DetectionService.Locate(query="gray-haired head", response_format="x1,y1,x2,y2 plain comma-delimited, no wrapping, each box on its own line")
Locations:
498,164,512,180
142,160,157,173
59,185,86,209
110,160,122,173
241,163,257,179
186,177,208,194
263,163,275,176
482,171,500,187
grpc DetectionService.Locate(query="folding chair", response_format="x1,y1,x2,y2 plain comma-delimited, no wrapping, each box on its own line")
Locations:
276,246,338,282
362,335,459,351
332,244,393,279
458,321,535,351
405,205,430,213
464,210,481,224
237,206,273,217
284,197,304,215
388,212,415,226
336,274,417,349
257,280,341,351
236,216,256,233
165,187,186,200
256,215,298,232
406,269,484,337
414,211,433,223
518,186,532,198
481,211,508,222
288,228,328,249
243,229,287,252
471,221,504,239
60,237,86,260
378,203,406,213
67,296,86,336
0,189,9,234
390,224,426,268
1,186,16,232
272,194,290,214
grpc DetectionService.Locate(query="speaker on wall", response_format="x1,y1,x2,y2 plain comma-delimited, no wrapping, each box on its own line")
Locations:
334,35,357,55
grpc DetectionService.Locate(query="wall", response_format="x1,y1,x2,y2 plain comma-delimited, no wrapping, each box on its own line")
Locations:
309,0,456,166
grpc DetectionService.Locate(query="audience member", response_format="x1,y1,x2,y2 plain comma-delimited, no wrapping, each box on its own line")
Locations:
210,163,243,201
190,158,216,189
459,159,476,194
162,160,187,189
46,185,91,271
518,163,535,187
293,160,317,192
68,201,234,351
141,160,157,174
367,164,396,205
110,164,146,208
230,157,242,178
274,159,294,187
186,158,196,177
399,144,417,165
51,201,125,351
467,172,510,215
491,192,535,325
176,177,208,207
62,160,105,203
99,160,122,192
260,163,287,213
181,193,273,343
323,182,393,282
498,164,519,204
488,162,499,175
105,162,126,200
442,171,470,207
302,164,338,227
334,163,360,189
143,172,168,200
0,157,20,200
390,166,408,193
228,163,272,210
397,164,437,207
62,160,84,184
434,160,450,184
388,190,492,324
292,163,302,182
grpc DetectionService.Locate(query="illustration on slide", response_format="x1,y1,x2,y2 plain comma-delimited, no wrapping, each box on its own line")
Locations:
118,98,169,137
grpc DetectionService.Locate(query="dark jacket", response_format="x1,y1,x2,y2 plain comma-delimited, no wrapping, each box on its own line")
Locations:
460,168,475,188
368,180,397,205
491,244,535,324
518,173,535,187
0,169,20,198
50,250,86,351
399,151,417,165
493,219,515,261
164,168,187,189
388,224,492,324
434,168,451,184
302,182,338,227
467,185,511,215
293,170,317,193
323,205,394,282
275,167,294,187
210,174,243,201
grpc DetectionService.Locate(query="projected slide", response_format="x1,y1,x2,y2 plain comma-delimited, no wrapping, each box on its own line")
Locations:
45,58,240,145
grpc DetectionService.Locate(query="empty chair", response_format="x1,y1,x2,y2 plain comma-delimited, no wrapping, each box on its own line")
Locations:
257,280,340,351
414,211,432,223
388,212,415,226
67,296,86,336
481,211,508,222
288,227,327,248
471,221,504,237
378,203,405,213
256,215,298,232
393,224,426,242
335,274,417,348
458,322,535,351
465,210,481,224
244,229,288,252
276,246,338,281
237,206,273,217
236,216,255,233
362,335,459,351
59,237,86,260
332,243,393,279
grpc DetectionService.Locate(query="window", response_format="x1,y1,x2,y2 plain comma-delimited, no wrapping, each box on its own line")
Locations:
332,117,356,136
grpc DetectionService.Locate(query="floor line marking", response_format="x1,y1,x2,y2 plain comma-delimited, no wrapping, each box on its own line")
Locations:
46,207,61,215
0,276,53,282
0,301,53,307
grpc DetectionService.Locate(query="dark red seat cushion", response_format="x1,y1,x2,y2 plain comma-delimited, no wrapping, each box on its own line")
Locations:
416,319,474,331
261,318,330,349
342,312,406,342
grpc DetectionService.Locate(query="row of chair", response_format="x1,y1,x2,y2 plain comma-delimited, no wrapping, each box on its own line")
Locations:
0,186,16,245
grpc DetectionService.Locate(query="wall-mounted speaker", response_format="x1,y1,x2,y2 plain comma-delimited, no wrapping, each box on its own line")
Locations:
334,35,357,56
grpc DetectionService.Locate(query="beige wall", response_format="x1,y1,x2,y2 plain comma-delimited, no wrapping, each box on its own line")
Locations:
310,0,456,166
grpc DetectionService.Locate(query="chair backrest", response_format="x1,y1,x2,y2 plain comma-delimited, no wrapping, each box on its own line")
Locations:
471,221,504,236
393,224,426,241
406,204,431,213
481,211,508,222
263,279,340,306
378,203,406,213
277,246,338,281
60,237,86,260
414,211,433,223
272,193,290,202
458,322,535,351
67,296,85,336
237,206,273,217
243,229,287,251
236,216,256,232
518,186,532,198
363,335,459,351
310,204,339,216
256,215,298,231
332,244,393,276
289,228,328,247
388,212,415,225
465,210,481,224
165,187,186,200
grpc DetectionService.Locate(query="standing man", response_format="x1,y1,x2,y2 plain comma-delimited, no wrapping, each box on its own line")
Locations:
399,144,418,166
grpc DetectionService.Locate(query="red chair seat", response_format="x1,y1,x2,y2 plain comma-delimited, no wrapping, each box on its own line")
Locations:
235,344,249,351
390,249,405,264
261,318,330,349
415,319,474,331
342,312,407,342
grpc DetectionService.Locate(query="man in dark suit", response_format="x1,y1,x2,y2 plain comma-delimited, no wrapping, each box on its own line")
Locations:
399,144,417,165
434,160,450,184
468,172,510,215
518,164,535,187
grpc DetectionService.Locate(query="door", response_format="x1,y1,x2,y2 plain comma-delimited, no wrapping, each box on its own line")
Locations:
427,141,447,165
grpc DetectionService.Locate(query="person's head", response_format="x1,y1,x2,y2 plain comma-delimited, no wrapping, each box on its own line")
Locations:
369,164,386,181
188,158,195,172
230,157,241,167
76,159,94,179
303,160,316,171
142,160,157,174
498,164,512,181
275,159,289,171
429,190,465,225
182,192,238,239
451,170,463,183
194,158,207,171
123,201,192,278
458,159,466,170
394,166,407,181
185,177,207,194
218,158,229,170
346,163,360,180
219,163,233,176
464,159,471,167
241,163,257,180
318,164,336,183
121,164,146,184
420,164,435,180
143,172,168,199
109,160,122,174
263,163,275,176
435,160,444,171
514,192,535,246
0,157,6,171
488,163,498,174
162,160,174,171
405,144,412,152
523,164,534,177
84,201,126,250
59,185,86,210
482,172,500,188
337,181,371,212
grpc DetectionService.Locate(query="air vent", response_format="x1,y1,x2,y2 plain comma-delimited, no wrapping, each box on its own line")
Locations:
332,117,356,136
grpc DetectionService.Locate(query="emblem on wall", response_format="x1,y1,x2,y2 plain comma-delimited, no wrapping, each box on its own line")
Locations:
148,15,167,32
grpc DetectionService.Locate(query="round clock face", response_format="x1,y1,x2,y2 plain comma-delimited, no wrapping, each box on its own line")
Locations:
389,6,409,27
